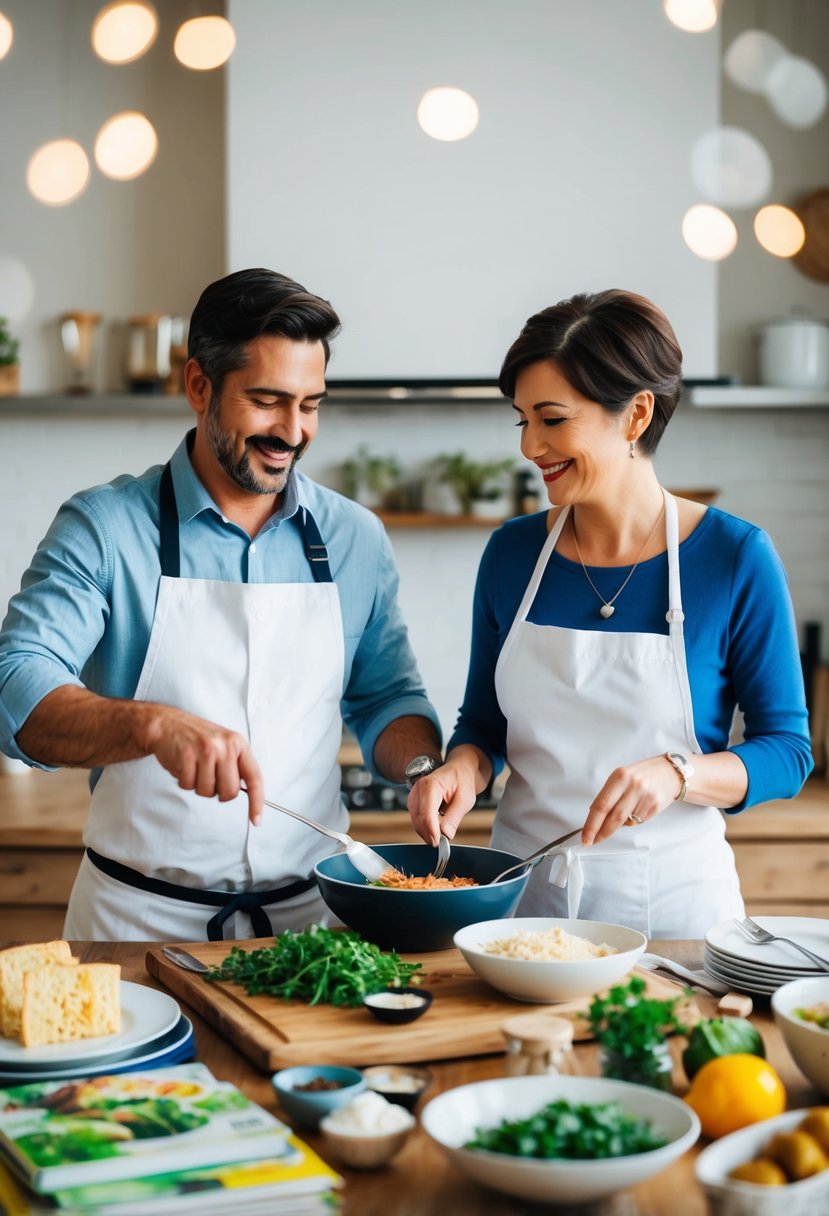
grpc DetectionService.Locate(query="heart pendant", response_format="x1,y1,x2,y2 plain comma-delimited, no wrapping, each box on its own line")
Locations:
600,604,615,619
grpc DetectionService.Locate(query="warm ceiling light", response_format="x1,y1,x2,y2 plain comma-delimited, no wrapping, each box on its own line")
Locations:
754,205,806,258
26,139,90,206
663,0,717,33
690,126,772,208
0,11,13,59
173,15,236,70
91,1,157,64
417,86,479,142
723,30,786,94
682,204,737,261
94,111,158,180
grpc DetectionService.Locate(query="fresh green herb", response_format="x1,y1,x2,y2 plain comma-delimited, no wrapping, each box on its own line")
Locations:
206,925,422,1007
464,1098,667,1159
588,975,683,1060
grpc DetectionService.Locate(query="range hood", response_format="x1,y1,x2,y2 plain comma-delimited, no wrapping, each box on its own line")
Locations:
325,378,503,402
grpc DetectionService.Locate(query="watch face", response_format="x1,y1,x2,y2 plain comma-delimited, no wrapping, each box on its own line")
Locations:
667,752,692,776
406,756,437,780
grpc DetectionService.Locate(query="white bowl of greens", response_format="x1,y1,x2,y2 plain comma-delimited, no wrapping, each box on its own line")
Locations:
421,1074,699,1205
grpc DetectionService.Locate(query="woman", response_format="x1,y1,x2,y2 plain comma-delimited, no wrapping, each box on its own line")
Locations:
409,289,813,939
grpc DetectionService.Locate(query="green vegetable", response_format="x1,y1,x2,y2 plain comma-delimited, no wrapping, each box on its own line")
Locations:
588,975,684,1061
681,1016,766,1079
464,1098,667,1159
207,925,422,1007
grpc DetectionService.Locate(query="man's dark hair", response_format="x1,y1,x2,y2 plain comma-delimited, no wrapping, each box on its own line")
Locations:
187,268,341,393
498,289,683,456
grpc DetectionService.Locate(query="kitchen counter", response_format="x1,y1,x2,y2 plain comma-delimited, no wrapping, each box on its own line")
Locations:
0,936,818,1216
1,767,827,937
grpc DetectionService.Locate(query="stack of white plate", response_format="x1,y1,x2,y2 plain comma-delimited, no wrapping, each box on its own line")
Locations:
704,917,829,996
0,982,194,1085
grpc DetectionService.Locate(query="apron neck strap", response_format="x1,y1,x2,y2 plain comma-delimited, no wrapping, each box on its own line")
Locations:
158,463,333,584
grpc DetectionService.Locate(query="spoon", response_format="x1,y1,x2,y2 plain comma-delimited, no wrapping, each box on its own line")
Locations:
162,946,209,973
261,796,390,882
489,828,582,884
433,833,451,879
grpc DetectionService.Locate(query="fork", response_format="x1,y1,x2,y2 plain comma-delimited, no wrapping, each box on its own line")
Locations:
433,834,451,879
734,915,829,971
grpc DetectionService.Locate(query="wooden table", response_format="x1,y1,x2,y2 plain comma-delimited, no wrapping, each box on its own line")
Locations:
29,940,818,1216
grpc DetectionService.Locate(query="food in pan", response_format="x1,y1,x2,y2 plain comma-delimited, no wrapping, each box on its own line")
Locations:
372,869,477,890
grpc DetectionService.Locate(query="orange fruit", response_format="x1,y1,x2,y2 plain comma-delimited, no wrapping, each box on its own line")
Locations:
684,1053,786,1139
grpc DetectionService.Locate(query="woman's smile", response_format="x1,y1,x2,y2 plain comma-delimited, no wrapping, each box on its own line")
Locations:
538,458,573,483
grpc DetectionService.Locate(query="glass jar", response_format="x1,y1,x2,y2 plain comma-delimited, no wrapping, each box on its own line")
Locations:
501,1013,574,1077
598,1041,674,1092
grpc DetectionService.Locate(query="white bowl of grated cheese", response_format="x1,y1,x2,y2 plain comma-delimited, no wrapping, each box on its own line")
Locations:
319,1090,416,1169
453,918,647,1003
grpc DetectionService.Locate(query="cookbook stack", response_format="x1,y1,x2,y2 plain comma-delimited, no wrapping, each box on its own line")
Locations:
0,1062,342,1215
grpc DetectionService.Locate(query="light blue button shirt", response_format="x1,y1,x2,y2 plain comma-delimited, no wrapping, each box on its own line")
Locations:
0,431,440,785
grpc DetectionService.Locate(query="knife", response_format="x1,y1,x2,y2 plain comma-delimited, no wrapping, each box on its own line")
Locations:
162,946,209,974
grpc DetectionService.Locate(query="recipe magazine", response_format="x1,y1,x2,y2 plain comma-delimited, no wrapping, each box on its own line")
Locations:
0,1064,299,1195
0,1140,342,1216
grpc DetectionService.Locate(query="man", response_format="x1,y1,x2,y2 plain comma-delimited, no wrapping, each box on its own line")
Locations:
0,268,442,941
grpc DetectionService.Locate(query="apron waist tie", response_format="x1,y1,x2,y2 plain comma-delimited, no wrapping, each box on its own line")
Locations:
86,848,317,941
548,847,587,919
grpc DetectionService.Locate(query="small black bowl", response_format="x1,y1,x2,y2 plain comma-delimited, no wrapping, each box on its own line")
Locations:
362,1064,433,1111
362,987,433,1024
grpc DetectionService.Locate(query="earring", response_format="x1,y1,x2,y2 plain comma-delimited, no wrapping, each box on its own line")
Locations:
629,440,635,460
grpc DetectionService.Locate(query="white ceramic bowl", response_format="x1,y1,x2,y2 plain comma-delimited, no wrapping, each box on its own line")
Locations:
695,1108,829,1216
771,976,829,1095
453,917,647,1003
421,1074,699,1205
319,1108,415,1170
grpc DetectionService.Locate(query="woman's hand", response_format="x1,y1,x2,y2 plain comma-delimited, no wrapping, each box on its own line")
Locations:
581,755,685,845
407,746,491,846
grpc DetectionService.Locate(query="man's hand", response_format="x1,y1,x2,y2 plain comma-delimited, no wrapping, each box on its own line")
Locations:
16,686,265,825
407,745,490,846
142,705,265,825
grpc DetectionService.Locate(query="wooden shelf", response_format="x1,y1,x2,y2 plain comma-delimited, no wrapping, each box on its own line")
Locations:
685,386,829,409
374,511,508,527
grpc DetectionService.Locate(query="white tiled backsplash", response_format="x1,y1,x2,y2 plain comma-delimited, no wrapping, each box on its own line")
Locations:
0,401,826,740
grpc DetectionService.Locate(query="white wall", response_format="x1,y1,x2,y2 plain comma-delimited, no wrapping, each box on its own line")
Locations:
0,0,225,393
227,0,719,379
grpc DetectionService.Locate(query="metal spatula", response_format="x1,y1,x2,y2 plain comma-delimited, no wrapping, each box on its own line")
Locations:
262,796,390,881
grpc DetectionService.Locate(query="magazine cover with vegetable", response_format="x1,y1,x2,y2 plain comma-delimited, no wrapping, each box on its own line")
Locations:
0,1063,292,1194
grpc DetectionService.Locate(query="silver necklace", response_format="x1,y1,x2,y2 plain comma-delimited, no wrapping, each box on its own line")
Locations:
570,503,665,619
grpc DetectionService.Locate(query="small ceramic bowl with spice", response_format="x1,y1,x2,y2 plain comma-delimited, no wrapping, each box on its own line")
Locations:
271,1064,366,1129
362,1064,433,1111
320,1090,416,1170
362,986,433,1024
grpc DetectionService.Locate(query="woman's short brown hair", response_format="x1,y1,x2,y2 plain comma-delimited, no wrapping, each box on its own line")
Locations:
498,289,683,456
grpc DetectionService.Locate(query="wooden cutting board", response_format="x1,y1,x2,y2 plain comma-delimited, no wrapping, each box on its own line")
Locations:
145,941,700,1074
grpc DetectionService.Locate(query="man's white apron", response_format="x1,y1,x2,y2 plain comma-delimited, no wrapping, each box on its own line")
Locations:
64,464,345,941
491,489,744,939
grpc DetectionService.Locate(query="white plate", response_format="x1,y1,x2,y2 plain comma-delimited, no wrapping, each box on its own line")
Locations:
706,917,829,971
0,1015,195,1085
702,953,779,996
0,982,180,1066
704,946,817,983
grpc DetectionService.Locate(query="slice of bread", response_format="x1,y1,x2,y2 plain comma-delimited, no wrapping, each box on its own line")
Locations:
0,941,76,1038
20,962,121,1048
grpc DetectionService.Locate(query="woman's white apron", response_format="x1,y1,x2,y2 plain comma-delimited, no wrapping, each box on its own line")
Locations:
64,467,345,941
491,489,743,939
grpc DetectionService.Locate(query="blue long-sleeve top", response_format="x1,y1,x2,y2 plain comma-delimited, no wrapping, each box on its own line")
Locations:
447,507,813,811
0,431,440,786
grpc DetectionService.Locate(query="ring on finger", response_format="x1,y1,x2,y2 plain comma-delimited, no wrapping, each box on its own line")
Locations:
627,813,643,825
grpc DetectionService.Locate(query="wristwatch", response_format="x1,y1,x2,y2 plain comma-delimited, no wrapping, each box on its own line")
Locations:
405,755,440,789
664,752,695,802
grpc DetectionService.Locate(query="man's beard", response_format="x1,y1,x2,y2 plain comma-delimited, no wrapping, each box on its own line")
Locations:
206,396,304,496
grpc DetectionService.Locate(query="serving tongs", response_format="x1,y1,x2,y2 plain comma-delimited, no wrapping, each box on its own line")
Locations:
262,796,391,882
489,828,582,884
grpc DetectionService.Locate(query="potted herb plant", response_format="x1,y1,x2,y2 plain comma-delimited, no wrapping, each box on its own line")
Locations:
433,452,515,517
587,974,685,1092
0,316,20,396
341,445,401,510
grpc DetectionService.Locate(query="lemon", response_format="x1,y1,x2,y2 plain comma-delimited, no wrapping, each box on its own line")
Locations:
684,1053,786,1139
